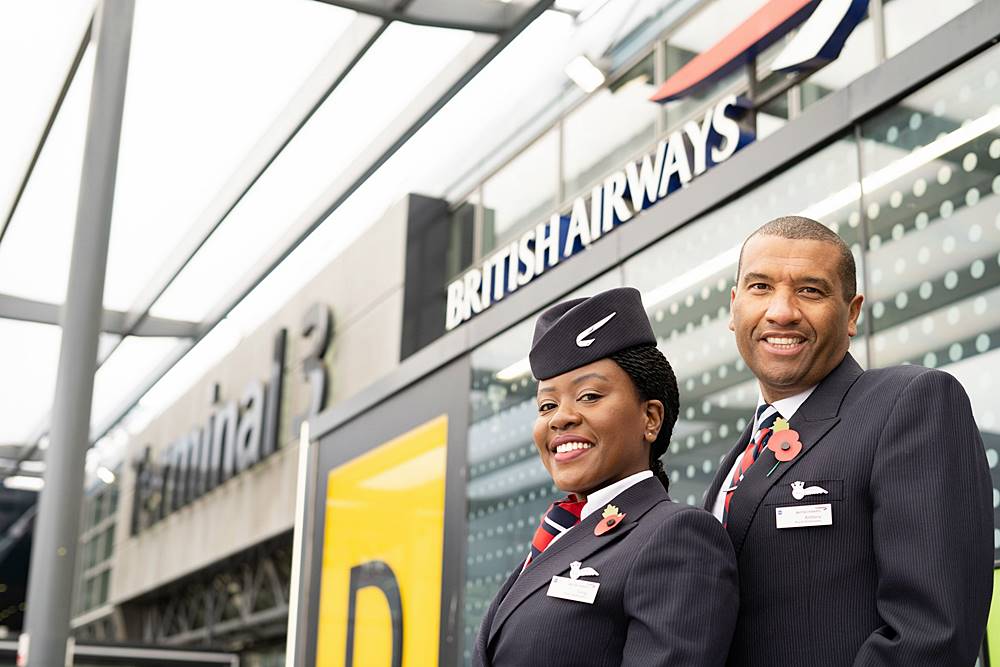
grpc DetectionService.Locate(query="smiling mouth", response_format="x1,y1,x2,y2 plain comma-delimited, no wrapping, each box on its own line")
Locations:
555,441,593,454
762,335,806,351
552,441,594,462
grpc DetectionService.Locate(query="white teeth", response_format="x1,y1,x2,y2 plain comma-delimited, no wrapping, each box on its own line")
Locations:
766,336,803,346
555,441,594,454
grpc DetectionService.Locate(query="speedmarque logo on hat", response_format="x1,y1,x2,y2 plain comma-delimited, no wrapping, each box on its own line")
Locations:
576,312,617,348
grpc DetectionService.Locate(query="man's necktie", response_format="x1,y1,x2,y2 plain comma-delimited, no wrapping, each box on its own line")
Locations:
722,404,781,527
523,496,586,568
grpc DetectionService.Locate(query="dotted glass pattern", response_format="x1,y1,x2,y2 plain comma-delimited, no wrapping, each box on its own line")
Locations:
858,45,1000,555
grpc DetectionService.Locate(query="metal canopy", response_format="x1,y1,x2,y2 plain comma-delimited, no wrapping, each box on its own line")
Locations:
0,0,556,480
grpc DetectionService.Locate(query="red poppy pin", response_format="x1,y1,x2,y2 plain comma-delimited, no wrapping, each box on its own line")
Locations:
765,418,802,477
595,504,626,536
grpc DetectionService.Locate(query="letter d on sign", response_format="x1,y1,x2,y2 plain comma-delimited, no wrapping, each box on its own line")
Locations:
345,561,403,667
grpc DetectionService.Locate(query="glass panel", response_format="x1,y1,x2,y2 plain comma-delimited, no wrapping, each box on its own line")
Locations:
93,491,105,524
757,92,790,141
447,199,477,280
103,525,115,561
0,0,95,225
461,271,621,665
858,43,1000,555
481,129,558,256
0,321,60,442
149,21,476,321
562,53,658,201
803,5,878,107
622,137,864,507
0,45,95,306
98,569,109,605
90,335,184,433
883,0,979,59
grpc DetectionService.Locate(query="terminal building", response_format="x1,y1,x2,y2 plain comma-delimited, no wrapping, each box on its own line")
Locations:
0,0,999,665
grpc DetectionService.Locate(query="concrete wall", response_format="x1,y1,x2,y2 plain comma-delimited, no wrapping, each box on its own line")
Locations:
109,198,409,604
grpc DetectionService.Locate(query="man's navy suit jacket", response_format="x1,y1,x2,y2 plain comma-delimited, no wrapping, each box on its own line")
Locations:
705,353,993,666
474,476,738,667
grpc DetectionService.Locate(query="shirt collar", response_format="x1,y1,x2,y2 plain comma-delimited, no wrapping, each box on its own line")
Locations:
581,470,654,520
755,384,817,431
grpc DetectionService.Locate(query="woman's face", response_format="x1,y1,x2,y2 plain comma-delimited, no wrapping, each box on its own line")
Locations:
533,358,663,497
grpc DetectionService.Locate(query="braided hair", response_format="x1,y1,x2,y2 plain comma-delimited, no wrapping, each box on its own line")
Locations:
609,344,679,492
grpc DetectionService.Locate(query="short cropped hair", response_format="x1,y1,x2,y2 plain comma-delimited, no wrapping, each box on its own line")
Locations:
736,215,857,300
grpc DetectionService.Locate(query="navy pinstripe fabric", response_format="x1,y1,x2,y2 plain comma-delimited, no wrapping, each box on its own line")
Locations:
704,354,993,667
474,477,738,667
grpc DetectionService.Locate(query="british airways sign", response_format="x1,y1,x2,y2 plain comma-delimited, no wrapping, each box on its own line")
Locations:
444,0,868,331
650,0,869,102
445,95,753,331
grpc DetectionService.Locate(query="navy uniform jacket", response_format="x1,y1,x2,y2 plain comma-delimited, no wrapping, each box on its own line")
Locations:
704,353,993,666
474,476,738,667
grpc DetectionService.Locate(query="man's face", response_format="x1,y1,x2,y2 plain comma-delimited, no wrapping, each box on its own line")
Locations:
729,235,863,402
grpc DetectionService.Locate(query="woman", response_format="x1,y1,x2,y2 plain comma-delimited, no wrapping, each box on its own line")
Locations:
474,286,737,667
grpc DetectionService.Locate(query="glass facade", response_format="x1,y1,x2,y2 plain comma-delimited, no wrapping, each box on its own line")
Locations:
449,0,975,275
562,53,658,202
75,481,118,616
481,129,559,256
460,39,1000,664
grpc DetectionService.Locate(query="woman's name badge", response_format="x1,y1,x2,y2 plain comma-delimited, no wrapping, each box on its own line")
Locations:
547,576,600,604
775,503,832,529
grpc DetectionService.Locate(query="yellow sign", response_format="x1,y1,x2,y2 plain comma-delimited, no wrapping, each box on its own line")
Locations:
315,415,448,667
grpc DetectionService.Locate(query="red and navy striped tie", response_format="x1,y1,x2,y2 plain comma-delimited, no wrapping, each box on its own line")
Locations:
524,496,586,568
722,404,781,527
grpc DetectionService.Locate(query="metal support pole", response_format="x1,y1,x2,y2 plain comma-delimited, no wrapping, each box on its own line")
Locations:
20,2,134,666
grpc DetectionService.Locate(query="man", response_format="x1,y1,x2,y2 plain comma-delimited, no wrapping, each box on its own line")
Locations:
704,215,993,666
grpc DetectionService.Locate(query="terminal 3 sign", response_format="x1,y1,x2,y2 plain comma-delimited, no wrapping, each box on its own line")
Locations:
130,303,334,536
445,94,754,331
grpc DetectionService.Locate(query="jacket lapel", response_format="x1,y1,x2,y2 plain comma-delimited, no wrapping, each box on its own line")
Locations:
703,420,754,512
725,354,864,556
487,477,667,648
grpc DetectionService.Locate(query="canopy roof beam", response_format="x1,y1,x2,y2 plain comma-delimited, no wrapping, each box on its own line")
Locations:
0,292,200,337
312,0,511,33
0,14,94,247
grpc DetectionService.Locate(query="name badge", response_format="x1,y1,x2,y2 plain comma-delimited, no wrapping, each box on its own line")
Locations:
547,575,600,604
775,503,832,529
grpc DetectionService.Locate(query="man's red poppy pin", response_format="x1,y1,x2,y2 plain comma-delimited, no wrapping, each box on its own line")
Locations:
595,504,626,536
765,418,802,477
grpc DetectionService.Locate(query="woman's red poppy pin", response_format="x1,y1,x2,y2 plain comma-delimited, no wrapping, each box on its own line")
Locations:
765,418,802,477
595,504,626,536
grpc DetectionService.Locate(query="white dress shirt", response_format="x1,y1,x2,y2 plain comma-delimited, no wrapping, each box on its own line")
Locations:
710,386,817,522
542,470,654,553
581,469,655,520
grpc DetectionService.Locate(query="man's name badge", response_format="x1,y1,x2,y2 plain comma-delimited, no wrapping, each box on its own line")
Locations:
775,503,833,529
547,576,600,604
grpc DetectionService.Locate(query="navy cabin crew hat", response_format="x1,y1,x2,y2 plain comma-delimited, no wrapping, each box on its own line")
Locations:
529,287,656,381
